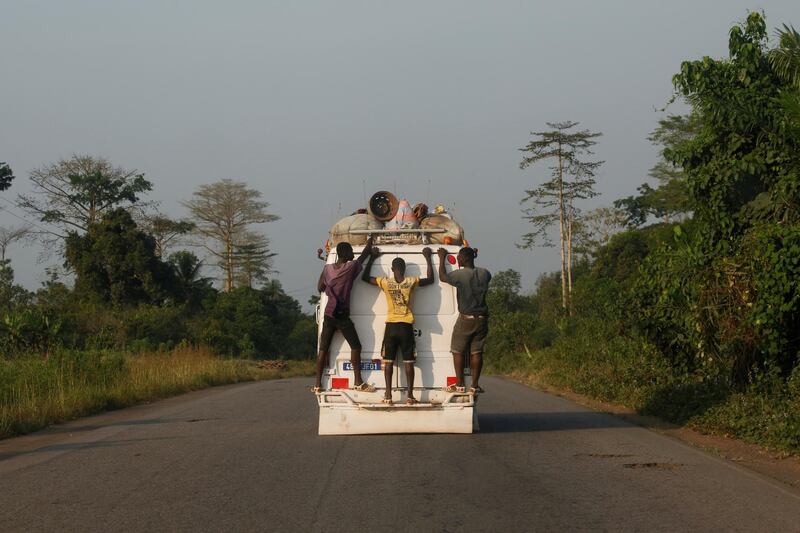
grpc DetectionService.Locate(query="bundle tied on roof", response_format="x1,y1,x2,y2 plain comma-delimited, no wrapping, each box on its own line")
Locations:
329,213,383,245
328,191,464,246
420,215,464,245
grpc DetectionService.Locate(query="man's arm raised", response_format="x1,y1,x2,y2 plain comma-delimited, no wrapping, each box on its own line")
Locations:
419,247,434,287
361,247,381,286
437,248,451,285
356,236,374,264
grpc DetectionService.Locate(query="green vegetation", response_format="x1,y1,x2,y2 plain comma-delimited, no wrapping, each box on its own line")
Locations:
1,156,315,360
0,156,316,437
0,346,314,439
497,12,800,454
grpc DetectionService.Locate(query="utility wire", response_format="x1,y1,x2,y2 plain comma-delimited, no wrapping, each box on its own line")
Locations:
0,196,81,238
284,284,315,295
0,197,53,234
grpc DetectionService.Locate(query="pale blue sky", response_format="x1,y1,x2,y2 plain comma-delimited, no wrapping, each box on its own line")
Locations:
1,1,798,304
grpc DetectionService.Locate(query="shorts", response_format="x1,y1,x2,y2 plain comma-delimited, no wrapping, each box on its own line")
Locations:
450,315,489,355
319,313,362,352
382,322,416,363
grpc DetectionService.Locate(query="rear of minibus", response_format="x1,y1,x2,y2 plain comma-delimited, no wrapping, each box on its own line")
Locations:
318,244,462,395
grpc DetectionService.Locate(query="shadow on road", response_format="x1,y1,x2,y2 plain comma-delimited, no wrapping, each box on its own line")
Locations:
37,417,186,435
478,411,631,434
0,435,187,462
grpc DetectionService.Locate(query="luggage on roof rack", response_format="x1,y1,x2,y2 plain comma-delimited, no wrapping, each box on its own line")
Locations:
328,190,465,246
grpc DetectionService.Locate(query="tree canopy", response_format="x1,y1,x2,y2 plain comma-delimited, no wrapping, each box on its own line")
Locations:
18,155,152,242
183,179,279,292
65,209,174,307
0,162,14,192
670,12,800,237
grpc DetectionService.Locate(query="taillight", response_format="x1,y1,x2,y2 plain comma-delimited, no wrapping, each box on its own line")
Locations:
446,376,457,386
331,378,349,389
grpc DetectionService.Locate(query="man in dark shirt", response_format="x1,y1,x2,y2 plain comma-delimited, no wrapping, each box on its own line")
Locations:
314,238,377,393
437,247,491,394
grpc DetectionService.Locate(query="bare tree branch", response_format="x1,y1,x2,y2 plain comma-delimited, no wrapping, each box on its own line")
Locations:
183,179,279,291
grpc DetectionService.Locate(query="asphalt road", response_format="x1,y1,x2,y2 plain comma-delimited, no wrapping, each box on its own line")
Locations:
2,376,800,532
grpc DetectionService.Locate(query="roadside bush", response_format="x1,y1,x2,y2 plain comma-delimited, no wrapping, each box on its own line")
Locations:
745,223,800,373
526,317,676,407
689,365,800,452
122,305,189,352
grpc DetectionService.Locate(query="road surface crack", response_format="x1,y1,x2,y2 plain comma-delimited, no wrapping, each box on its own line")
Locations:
574,453,635,459
624,462,683,470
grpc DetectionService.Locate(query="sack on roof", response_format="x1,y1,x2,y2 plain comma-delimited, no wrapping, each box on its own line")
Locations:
384,199,419,231
420,215,464,245
330,213,383,245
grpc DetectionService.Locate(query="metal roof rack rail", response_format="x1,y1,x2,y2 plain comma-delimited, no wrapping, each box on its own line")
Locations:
347,229,446,235
347,228,446,244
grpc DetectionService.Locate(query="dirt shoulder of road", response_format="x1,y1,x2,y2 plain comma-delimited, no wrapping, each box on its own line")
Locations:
503,372,800,491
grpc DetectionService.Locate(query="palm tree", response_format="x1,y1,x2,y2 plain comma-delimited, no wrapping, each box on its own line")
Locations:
169,251,213,306
770,25,800,141
770,25,800,89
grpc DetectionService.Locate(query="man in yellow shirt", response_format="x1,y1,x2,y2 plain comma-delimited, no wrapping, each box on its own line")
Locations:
362,247,434,404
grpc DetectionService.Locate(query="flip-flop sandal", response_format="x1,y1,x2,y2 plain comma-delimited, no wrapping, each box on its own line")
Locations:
352,382,377,392
381,397,394,405
443,384,466,393
406,397,419,405
311,387,322,393
469,386,485,394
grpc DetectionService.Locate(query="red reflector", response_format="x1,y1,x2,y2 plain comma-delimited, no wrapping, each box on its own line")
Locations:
446,376,457,386
331,378,349,389
447,255,456,265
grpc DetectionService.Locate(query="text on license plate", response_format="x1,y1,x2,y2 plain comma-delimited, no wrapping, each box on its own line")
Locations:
343,360,382,371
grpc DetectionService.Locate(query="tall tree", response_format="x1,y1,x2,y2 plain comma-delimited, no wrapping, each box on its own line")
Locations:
183,179,279,292
18,155,152,244
0,162,14,192
519,121,603,310
0,225,31,261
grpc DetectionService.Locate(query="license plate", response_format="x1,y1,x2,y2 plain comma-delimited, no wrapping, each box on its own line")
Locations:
343,360,382,371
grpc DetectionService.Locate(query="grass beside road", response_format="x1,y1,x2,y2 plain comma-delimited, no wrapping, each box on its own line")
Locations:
488,322,800,455
0,346,314,439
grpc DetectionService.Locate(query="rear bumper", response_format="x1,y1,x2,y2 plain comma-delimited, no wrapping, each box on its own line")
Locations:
316,389,477,435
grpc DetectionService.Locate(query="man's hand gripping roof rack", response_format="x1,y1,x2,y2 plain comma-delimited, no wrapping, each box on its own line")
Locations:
349,228,445,245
